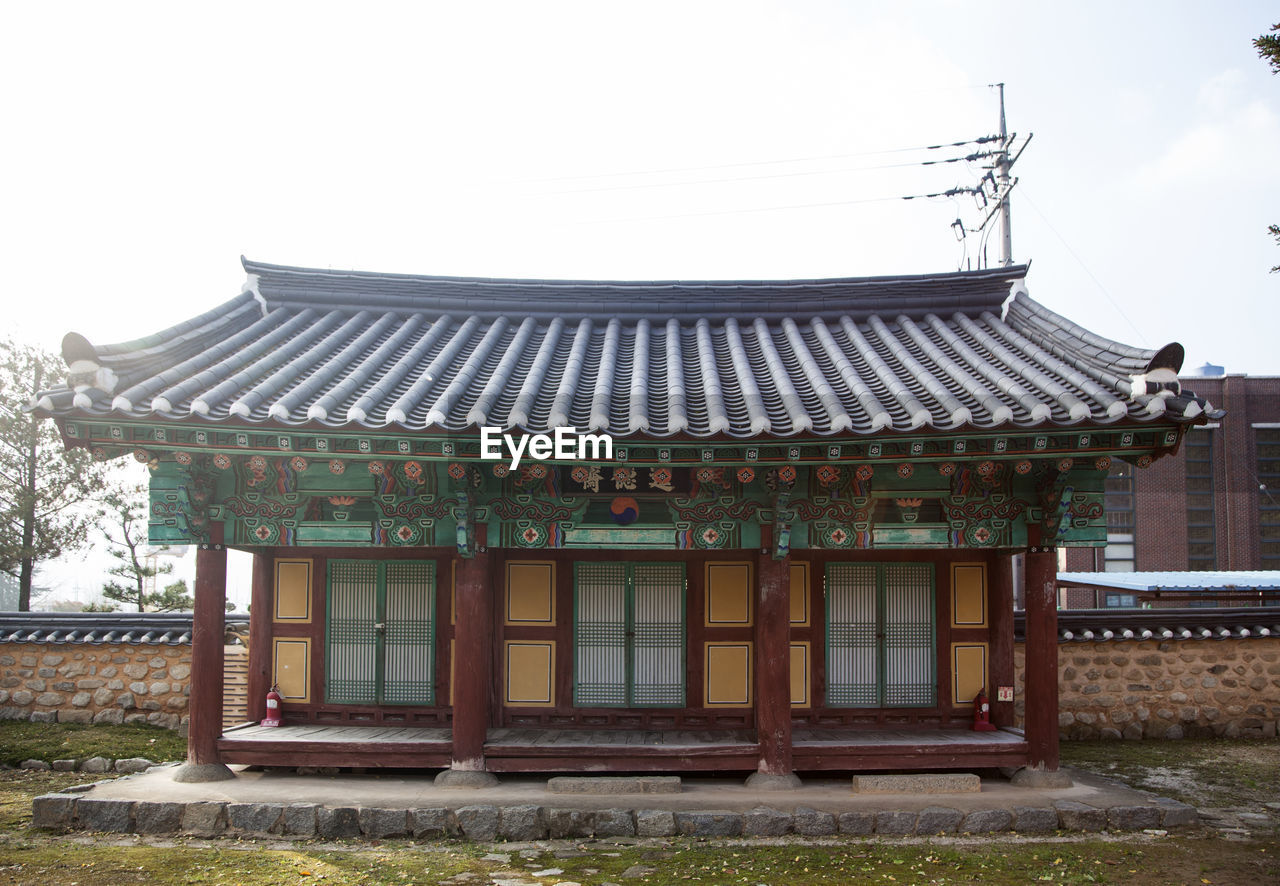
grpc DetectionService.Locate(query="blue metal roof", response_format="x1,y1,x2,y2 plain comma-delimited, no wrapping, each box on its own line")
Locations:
1057,571,1280,591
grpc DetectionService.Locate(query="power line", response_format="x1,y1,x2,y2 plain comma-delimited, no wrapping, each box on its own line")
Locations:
1018,187,1148,347
534,151,1001,196
513,136,1002,185
584,186,978,224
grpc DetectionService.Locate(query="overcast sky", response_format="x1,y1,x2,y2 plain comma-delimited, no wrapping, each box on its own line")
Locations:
2,2,1277,603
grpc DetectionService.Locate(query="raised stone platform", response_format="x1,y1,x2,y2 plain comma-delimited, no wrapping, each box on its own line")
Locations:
30,765,1200,842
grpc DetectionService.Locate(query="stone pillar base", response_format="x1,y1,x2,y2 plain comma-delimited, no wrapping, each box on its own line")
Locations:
745,772,802,791
1010,766,1073,788
435,768,499,789
172,762,236,783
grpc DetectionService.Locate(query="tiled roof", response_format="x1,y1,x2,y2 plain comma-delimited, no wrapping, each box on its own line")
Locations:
35,258,1213,439
0,612,249,645
1014,608,1280,643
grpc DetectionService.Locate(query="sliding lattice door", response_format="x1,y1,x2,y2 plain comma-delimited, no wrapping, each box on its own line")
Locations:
573,562,685,708
326,560,436,706
826,562,936,708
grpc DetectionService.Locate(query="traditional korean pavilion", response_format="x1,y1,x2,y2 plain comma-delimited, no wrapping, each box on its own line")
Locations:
35,258,1212,785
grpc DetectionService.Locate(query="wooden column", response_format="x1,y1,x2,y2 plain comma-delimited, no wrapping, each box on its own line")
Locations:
451,545,493,772
245,549,273,726
754,552,793,776
188,523,228,766
988,553,1016,729
1023,545,1059,770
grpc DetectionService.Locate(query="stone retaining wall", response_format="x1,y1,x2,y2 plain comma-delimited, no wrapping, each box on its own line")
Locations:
1014,636,1280,739
0,643,191,730
33,790,1198,839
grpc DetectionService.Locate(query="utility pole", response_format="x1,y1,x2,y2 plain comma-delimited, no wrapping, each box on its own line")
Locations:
996,82,1013,266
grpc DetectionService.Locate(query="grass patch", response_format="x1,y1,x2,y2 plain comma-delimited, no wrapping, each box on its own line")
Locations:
1061,738,1280,808
0,835,1275,886
0,721,186,767
0,844,487,886
0,770,112,829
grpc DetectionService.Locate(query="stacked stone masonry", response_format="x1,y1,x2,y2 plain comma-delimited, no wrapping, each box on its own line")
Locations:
0,643,191,730
33,794,1199,839
6,636,1275,742
1014,636,1280,740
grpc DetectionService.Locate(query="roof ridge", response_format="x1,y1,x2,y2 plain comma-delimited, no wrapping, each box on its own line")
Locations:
241,255,1030,291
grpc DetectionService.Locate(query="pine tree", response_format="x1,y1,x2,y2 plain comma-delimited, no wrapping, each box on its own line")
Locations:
0,338,110,609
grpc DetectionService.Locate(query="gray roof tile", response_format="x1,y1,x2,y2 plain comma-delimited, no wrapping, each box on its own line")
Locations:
36,259,1213,438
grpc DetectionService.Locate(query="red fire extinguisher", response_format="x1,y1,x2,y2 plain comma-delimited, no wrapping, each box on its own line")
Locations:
972,687,996,732
261,684,283,728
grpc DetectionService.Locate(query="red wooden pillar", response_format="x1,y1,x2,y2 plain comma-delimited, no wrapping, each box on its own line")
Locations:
1022,545,1059,770
175,523,234,781
442,534,496,785
245,548,273,726
988,553,1015,729
754,553,793,776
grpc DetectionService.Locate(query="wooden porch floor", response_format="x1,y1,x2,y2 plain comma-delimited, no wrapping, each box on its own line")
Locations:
218,724,1028,773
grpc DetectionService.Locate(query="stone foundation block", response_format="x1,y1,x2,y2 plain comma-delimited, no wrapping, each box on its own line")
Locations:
32,794,76,829
544,807,595,839
20,759,50,770
838,810,876,834
409,807,452,838
181,801,226,835
135,801,183,834
358,807,408,839
875,810,918,835
497,804,545,841
635,809,677,837
743,806,792,836
916,806,963,834
1054,800,1106,832
51,760,76,772
1106,805,1162,831
453,805,500,842
793,806,836,836
593,808,637,837
960,809,1013,833
227,803,284,834
283,803,317,836
676,811,743,837
76,798,134,832
1013,806,1059,833
1154,797,1199,828
317,806,362,839
80,757,111,773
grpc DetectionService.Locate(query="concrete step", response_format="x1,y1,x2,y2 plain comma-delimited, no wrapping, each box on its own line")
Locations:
851,773,980,794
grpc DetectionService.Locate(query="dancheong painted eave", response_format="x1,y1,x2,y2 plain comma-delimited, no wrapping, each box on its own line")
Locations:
34,258,1216,440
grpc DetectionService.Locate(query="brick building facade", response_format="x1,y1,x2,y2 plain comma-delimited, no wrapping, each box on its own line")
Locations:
1063,373,1280,577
